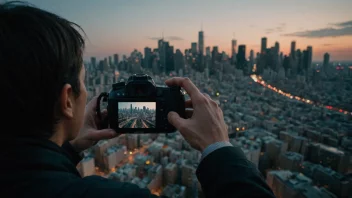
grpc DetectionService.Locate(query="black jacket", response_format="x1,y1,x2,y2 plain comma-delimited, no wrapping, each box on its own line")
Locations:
1,138,275,198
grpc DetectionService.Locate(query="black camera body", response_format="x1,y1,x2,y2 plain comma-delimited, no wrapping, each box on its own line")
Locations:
98,74,185,133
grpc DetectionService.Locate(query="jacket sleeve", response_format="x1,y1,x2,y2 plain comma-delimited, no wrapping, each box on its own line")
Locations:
196,146,276,198
75,176,166,198
61,141,82,166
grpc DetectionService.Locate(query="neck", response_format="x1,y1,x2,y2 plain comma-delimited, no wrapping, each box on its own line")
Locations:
49,125,66,146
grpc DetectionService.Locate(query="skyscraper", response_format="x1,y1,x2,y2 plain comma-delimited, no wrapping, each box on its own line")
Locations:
274,42,280,54
166,45,174,73
98,60,104,72
296,49,303,75
283,55,290,77
108,56,113,66
113,54,119,66
104,58,109,71
249,49,254,71
303,50,309,71
323,53,330,75
279,52,283,67
174,49,184,73
158,39,164,50
91,57,97,69
191,42,197,55
144,47,152,69
205,47,211,56
159,40,169,73
274,42,280,71
212,46,219,61
307,46,313,69
198,31,204,56
261,37,267,54
236,45,246,70
290,41,296,59
231,39,237,57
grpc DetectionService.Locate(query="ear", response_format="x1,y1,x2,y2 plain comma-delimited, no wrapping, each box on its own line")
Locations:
60,84,74,119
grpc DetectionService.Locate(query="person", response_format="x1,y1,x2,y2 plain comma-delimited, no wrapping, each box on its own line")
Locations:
0,2,275,198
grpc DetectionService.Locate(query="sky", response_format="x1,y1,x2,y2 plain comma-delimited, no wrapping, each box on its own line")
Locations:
118,102,156,110
11,0,352,61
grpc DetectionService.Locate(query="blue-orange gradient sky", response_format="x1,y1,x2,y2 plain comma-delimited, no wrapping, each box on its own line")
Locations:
21,0,352,61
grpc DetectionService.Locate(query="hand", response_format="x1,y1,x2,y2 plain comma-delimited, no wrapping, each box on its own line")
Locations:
166,77,229,152
70,96,118,153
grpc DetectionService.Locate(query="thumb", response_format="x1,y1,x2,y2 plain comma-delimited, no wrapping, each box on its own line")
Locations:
86,129,118,141
168,111,186,129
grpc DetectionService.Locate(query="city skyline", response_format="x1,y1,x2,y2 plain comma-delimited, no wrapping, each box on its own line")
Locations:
22,0,352,61
118,102,156,110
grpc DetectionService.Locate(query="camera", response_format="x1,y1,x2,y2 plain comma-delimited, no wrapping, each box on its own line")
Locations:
97,74,185,133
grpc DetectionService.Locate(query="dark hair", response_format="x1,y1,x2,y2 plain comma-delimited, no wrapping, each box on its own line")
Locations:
0,1,85,138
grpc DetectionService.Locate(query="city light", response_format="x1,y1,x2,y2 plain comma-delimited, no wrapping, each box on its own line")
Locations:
250,71,351,115
146,160,150,165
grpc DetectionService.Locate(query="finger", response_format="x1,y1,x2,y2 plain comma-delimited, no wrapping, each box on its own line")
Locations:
168,111,187,130
101,109,108,119
86,129,119,141
95,109,108,125
185,99,192,108
165,77,202,100
203,93,211,99
185,109,193,118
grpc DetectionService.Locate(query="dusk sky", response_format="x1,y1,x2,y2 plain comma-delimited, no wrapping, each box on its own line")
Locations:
19,0,352,61
119,102,156,110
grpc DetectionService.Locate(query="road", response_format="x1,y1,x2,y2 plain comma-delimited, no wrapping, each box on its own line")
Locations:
250,65,351,115
119,117,156,128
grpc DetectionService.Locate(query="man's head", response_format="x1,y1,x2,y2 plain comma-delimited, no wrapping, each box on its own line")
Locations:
0,1,87,141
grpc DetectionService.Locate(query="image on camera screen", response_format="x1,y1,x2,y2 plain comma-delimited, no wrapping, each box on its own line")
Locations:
118,102,156,128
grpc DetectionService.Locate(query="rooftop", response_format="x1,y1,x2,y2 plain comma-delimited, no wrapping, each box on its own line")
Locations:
282,152,304,161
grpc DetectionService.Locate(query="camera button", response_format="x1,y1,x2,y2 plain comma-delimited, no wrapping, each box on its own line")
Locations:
157,89,163,97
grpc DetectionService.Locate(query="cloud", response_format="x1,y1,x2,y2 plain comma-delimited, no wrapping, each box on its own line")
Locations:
265,28,274,34
334,20,352,27
147,36,184,41
283,20,352,38
167,36,184,41
265,23,286,34
322,44,333,46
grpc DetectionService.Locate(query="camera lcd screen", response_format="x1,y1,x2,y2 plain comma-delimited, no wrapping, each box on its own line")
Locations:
118,102,156,128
